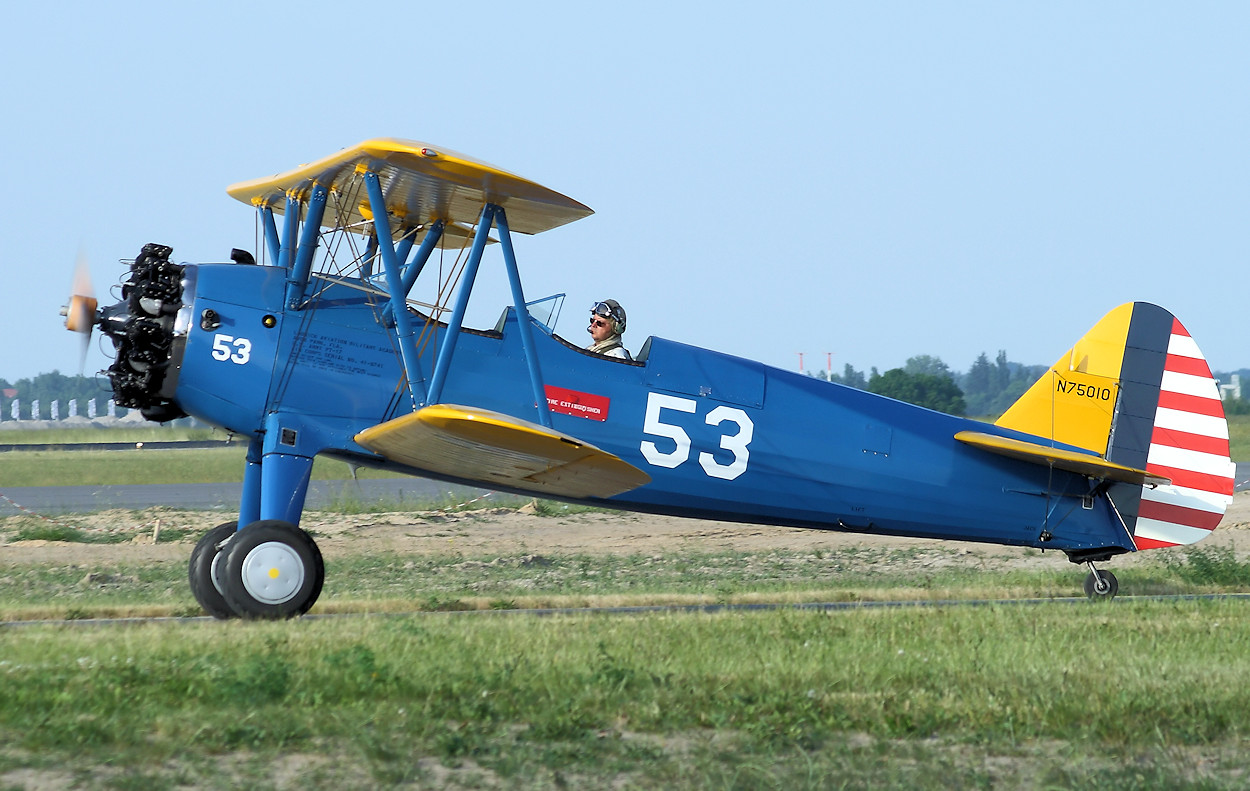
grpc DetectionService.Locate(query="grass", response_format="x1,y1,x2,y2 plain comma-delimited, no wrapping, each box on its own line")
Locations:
1162,544,1250,587
0,446,415,487
0,425,219,444
313,486,544,516
1,515,1246,617
1,601,1249,788
10,523,133,544
1228,414,1250,462
0,426,418,486
1,513,1250,787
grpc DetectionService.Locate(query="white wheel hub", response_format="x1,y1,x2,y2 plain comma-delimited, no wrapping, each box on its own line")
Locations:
240,541,306,605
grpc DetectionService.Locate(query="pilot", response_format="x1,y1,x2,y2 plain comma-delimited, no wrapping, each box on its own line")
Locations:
587,299,631,360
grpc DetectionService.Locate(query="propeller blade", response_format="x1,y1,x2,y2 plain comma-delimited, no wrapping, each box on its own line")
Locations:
72,249,93,300
61,249,99,374
78,324,92,374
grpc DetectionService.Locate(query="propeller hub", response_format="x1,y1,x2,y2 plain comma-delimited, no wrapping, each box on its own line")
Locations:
63,294,99,333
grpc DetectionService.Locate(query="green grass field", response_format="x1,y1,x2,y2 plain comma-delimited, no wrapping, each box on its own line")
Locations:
0,446,413,487
1228,414,1250,462
2,515,1250,789
2,595,1249,789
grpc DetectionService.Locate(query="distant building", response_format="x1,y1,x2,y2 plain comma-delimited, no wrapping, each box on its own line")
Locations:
1219,373,1242,401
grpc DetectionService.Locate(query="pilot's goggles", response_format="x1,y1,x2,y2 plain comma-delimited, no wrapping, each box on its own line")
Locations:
591,301,620,320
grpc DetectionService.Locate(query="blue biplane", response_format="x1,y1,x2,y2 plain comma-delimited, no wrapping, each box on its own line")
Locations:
63,139,1235,618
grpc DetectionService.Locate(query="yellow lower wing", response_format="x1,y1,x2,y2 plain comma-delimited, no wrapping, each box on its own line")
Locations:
355,405,651,499
955,431,1171,487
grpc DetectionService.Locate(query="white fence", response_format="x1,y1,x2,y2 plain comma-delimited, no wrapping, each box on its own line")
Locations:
0,398,140,428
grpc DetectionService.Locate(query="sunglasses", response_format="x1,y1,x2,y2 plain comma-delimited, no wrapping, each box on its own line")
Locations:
590,318,611,328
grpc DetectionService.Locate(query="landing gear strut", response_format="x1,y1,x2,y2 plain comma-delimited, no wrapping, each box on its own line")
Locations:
1083,563,1119,600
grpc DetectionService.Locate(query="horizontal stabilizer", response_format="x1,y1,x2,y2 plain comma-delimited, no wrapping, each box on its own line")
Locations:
355,404,651,499
954,431,1171,487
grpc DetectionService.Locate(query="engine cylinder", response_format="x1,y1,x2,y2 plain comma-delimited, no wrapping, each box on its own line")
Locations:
101,243,188,421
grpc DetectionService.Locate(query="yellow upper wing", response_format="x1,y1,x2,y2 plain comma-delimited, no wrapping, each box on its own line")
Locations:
355,405,651,499
227,138,593,236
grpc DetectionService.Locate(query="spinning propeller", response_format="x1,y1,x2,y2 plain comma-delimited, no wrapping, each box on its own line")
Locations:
60,252,99,373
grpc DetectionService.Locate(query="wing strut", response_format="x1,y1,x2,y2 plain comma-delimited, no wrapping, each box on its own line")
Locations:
288,184,328,309
265,186,329,311
360,234,379,278
380,218,445,328
425,202,552,428
399,219,443,296
363,171,430,408
277,193,300,276
260,206,280,265
496,207,551,428
425,202,490,405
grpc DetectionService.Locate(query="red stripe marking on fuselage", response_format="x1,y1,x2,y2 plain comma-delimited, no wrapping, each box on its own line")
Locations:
1135,535,1178,550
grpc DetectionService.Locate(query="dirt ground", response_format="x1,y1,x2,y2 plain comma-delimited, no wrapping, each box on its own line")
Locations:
4,489,1250,572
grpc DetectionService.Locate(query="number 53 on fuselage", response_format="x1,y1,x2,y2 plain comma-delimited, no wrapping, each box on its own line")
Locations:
67,139,1235,618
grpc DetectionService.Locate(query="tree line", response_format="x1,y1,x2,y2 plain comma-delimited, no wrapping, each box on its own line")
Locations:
814,355,1250,418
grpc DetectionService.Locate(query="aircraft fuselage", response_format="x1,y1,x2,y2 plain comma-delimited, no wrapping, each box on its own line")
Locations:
150,261,1131,559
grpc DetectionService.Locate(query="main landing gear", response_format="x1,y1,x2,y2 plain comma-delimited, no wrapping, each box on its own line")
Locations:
1082,562,1119,601
188,520,325,619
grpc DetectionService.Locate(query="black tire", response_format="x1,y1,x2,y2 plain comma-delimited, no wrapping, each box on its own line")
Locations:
220,520,324,619
1083,569,1119,600
188,522,240,619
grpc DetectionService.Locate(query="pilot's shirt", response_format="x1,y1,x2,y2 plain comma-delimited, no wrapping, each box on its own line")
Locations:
588,338,632,360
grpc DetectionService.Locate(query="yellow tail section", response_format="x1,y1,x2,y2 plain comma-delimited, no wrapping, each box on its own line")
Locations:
994,303,1134,454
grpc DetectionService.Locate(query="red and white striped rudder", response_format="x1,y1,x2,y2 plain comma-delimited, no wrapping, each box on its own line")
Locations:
1133,318,1235,549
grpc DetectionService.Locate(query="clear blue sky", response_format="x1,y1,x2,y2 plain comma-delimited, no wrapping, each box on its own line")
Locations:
3,2,1247,384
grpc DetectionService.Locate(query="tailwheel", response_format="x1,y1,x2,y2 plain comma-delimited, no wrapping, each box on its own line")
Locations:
1083,566,1119,600
188,522,240,619
220,520,325,619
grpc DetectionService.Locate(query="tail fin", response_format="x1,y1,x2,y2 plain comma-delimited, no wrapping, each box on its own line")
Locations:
996,302,1235,550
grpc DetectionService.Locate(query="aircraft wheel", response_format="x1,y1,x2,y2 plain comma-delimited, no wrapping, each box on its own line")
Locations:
188,522,240,619
1083,569,1119,600
220,520,324,619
